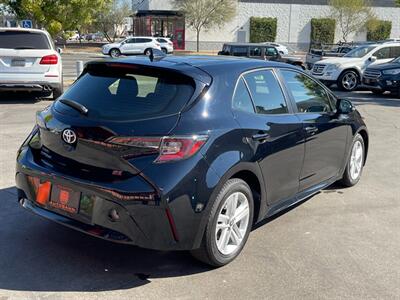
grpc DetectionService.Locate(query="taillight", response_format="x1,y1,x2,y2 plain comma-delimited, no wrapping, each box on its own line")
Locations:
155,42,160,47
168,41,173,45
40,54,58,65
107,135,208,162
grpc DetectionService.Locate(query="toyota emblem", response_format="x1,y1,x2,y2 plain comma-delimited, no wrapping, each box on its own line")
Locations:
62,129,77,145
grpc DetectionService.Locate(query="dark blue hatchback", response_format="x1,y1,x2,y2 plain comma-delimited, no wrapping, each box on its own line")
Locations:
16,55,368,266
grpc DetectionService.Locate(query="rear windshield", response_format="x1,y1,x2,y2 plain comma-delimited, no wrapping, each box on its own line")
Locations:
58,65,195,121
0,31,51,49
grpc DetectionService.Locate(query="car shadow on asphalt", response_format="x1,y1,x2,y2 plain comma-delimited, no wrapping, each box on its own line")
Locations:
0,92,52,104
0,186,211,292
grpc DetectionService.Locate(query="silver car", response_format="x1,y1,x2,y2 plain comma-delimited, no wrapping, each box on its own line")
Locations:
102,37,162,58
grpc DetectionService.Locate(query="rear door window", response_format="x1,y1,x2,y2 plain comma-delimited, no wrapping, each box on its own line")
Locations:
243,70,288,115
232,78,254,113
0,31,51,49
232,46,248,57
58,65,195,121
249,46,262,57
390,46,400,58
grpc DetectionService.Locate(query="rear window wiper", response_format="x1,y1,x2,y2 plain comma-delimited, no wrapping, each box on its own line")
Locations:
59,99,89,115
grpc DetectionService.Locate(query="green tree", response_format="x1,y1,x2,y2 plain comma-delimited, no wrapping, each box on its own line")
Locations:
329,0,375,42
94,0,131,42
172,0,236,52
5,0,111,36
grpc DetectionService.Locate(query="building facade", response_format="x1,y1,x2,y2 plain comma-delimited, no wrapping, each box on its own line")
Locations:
132,0,400,51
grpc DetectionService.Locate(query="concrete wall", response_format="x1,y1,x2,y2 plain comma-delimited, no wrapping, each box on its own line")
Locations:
143,0,400,51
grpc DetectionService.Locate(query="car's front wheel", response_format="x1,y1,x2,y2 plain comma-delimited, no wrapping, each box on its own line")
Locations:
338,70,359,91
191,178,254,267
109,48,121,58
341,133,365,187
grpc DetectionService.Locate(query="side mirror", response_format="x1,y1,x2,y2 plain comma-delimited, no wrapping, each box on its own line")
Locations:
337,98,355,114
369,56,377,62
57,47,63,54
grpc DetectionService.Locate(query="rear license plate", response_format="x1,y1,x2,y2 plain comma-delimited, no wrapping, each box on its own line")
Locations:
48,185,80,214
11,59,26,67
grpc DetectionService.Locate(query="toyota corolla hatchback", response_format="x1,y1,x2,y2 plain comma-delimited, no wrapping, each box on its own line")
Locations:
16,56,368,266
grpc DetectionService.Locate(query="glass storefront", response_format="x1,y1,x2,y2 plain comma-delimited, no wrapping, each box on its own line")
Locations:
132,11,185,50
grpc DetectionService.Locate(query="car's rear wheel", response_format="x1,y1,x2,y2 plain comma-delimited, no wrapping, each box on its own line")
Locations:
161,48,167,54
191,178,254,267
371,89,384,95
340,134,365,187
144,48,152,56
338,70,359,91
109,48,121,58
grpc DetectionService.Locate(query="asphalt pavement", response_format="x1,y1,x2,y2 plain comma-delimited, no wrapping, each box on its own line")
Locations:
0,54,399,299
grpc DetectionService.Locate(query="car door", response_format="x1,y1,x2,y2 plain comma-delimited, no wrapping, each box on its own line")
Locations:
249,46,263,60
369,46,396,67
264,47,279,61
120,38,136,54
232,69,305,205
278,69,349,191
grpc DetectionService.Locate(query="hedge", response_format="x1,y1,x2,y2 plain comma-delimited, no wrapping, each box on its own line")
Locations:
249,17,277,43
310,18,336,44
367,20,392,41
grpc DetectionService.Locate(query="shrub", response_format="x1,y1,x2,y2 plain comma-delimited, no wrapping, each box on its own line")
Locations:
310,18,336,44
367,20,392,41
249,17,277,43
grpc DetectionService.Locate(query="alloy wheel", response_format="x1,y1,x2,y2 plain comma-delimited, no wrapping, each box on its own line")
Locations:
342,72,358,90
349,140,363,180
215,192,250,255
110,49,120,58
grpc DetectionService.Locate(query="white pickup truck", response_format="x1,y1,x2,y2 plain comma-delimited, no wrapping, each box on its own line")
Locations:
0,27,63,99
311,42,400,91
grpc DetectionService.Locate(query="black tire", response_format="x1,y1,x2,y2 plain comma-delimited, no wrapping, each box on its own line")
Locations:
190,178,254,267
52,85,63,100
161,48,167,54
371,89,384,95
144,48,152,56
340,134,365,187
109,48,121,58
337,70,359,91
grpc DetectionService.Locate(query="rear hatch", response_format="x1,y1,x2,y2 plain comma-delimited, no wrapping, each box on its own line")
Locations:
0,30,55,76
33,61,210,180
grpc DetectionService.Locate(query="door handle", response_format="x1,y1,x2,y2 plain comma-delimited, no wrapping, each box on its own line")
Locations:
305,126,318,135
252,133,270,143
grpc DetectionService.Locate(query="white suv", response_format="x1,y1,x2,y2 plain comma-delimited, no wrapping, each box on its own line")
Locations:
102,36,162,58
0,27,63,99
311,43,400,91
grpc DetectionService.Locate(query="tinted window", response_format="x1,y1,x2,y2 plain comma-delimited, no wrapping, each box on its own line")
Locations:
232,46,248,56
281,70,332,113
390,46,400,58
142,38,152,43
265,47,278,57
373,47,391,59
249,46,262,57
58,66,195,121
243,70,288,115
125,38,135,44
0,31,50,49
344,45,375,58
232,78,254,113
157,38,167,43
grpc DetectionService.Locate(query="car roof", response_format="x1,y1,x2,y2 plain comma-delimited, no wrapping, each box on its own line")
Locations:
87,55,294,84
0,27,49,35
223,42,276,47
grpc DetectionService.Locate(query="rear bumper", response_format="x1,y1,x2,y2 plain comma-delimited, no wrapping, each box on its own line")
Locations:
0,82,61,92
15,142,215,251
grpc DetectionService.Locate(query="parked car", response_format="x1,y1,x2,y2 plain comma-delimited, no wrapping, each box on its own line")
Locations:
102,36,162,58
16,55,368,266
156,37,174,54
306,42,361,70
311,43,400,91
0,27,63,99
218,43,305,69
363,56,400,97
263,42,289,55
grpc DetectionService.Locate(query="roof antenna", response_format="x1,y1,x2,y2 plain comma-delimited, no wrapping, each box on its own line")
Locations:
149,48,166,62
